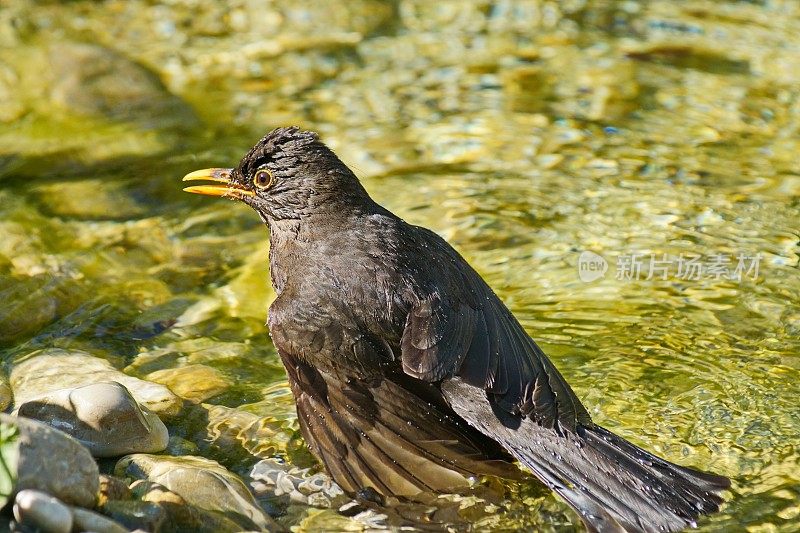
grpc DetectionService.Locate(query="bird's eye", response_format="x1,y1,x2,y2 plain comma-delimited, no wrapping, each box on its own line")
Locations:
253,169,274,190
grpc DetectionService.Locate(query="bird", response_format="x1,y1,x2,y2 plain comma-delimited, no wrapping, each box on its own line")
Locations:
182,127,730,532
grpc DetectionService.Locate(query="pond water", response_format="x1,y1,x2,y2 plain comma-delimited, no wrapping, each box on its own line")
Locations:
1,1,799,531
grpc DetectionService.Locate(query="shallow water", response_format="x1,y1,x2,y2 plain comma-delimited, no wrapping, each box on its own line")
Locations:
1,0,799,531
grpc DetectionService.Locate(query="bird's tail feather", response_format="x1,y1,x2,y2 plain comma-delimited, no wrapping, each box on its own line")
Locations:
441,379,730,533
510,424,729,533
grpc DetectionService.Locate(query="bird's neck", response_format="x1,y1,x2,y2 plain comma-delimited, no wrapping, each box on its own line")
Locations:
265,205,381,295
266,217,301,295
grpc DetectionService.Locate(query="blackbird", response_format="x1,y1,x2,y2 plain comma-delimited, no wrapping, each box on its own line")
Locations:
183,127,730,532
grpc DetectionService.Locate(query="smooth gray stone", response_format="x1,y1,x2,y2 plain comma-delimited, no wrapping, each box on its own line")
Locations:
18,381,169,458
10,349,181,417
13,490,73,533
0,414,99,508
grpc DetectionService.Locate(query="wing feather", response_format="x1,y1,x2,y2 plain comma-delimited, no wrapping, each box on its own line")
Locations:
398,228,592,433
279,345,518,497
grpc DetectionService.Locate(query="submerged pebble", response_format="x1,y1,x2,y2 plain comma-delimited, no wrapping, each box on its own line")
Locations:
131,480,250,533
17,381,169,458
100,500,167,533
0,275,60,345
34,180,147,221
116,453,278,531
98,474,134,505
71,507,129,533
177,402,293,466
47,41,198,129
145,364,232,403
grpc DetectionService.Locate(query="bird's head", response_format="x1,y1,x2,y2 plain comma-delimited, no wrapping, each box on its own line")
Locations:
183,127,372,224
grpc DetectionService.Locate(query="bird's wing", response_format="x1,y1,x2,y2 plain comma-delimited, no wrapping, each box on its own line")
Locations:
399,228,591,433
397,229,730,533
280,353,520,497
269,292,519,498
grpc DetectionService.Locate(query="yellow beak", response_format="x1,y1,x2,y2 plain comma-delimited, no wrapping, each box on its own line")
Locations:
182,168,255,198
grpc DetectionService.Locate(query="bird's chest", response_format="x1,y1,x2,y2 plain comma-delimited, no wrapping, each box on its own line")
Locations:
267,241,408,378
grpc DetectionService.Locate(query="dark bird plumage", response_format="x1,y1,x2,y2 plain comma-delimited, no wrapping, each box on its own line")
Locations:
183,127,730,532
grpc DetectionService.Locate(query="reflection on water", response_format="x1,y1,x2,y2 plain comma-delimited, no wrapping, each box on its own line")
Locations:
1,0,799,530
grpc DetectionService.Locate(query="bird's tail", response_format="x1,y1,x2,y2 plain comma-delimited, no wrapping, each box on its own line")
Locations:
441,380,730,533
507,423,729,533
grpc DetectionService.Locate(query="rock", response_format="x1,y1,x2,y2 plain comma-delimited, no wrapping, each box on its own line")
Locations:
0,63,24,122
131,480,184,505
171,297,222,329
0,211,63,275
17,381,169,458
47,42,197,130
98,474,133,505
145,364,231,403
292,507,386,532
0,371,11,411
34,180,146,220
0,41,178,163
101,500,166,533
0,413,98,508
116,454,278,531
37,0,391,94
71,507,129,533
67,217,175,275
131,480,247,533
13,490,73,533
164,436,199,456
127,338,249,375
0,275,57,346
10,349,182,417
547,49,639,121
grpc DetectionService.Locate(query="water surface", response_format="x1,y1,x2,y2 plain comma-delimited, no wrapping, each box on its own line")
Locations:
1,1,799,530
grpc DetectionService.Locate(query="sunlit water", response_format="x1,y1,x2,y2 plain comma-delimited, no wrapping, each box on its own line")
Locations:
1,1,799,531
